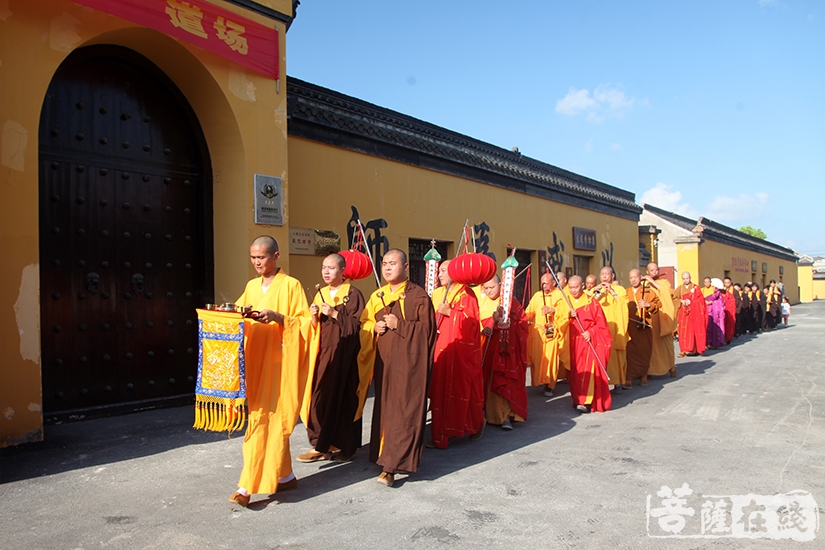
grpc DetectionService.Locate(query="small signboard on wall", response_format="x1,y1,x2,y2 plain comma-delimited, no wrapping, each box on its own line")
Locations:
254,174,284,225
572,227,597,251
289,227,314,255
289,227,341,256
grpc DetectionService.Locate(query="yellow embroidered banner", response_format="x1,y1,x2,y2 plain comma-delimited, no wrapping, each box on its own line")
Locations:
194,309,247,432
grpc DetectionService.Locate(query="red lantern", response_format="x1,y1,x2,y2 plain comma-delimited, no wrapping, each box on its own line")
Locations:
340,249,373,280
447,253,497,285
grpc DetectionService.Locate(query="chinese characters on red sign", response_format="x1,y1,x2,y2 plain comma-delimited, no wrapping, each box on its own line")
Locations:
72,0,279,79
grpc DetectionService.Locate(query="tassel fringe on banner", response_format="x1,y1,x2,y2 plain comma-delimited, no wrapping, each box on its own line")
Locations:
193,395,247,433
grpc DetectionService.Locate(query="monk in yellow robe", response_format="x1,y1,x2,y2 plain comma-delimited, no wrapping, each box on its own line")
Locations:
642,262,678,379
592,266,628,390
525,273,569,396
228,236,311,508
585,274,598,292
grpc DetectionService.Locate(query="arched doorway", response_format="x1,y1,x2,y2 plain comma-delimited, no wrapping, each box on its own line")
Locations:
39,45,214,414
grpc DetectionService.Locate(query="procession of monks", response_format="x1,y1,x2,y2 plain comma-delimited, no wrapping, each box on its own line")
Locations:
226,237,786,507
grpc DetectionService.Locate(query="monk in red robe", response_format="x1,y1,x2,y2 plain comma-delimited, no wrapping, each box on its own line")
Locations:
479,275,529,430
675,272,707,357
428,259,484,448
566,275,613,413
722,277,737,344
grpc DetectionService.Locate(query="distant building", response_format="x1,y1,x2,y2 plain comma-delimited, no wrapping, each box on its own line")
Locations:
640,204,799,302
797,255,825,302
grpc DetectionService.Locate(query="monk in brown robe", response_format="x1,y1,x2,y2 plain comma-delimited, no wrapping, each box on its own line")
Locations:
642,262,678,379
750,283,764,333
733,283,745,337
359,249,436,487
625,268,661,386
298,253,365,464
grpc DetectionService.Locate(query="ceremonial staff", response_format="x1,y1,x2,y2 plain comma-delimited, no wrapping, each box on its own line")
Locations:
639,279,648,330
630,282,653,329
376,291,390,316
544,260,609,379
539,275,555,339
480,261,531,411
437,221,470,328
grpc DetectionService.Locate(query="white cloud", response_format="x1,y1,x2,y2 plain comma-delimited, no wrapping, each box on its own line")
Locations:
555,85,638,123
705,192,770,223
609,143,622,151
640,183,699,218
556,88,598,117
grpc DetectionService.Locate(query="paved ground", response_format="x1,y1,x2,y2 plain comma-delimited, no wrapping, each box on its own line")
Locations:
2,302,823,549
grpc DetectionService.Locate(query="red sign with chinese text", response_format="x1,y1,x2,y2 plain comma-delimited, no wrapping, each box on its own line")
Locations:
72,0,279,79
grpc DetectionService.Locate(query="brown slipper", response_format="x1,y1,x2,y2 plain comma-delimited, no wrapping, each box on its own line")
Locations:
296,450,332,463
377,472,395,487
276,478,298,492
228,492,250,507
334,451,355,463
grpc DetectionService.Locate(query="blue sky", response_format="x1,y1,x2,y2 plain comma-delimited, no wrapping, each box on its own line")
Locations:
287,1,825,256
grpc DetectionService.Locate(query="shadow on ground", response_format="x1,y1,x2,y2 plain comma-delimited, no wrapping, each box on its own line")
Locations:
4,333,768,492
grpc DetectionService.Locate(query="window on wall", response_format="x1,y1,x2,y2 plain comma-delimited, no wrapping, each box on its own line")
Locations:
506,247,533,307
408,238,449,289
724,270,731,280
573,255,591,278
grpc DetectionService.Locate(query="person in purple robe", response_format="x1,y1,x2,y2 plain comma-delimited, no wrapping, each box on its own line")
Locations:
702,277,726,349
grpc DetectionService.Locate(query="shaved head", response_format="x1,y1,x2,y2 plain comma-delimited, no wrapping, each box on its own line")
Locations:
252,235,279,254
568,275,584,298
540,273,556,292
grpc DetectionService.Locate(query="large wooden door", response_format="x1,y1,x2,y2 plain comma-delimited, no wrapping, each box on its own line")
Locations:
39,46,213,413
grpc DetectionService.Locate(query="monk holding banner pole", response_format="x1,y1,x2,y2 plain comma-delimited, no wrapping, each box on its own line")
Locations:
546,262,613,413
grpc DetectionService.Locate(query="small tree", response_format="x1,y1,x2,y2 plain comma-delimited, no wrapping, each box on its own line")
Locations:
739,225,767,240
